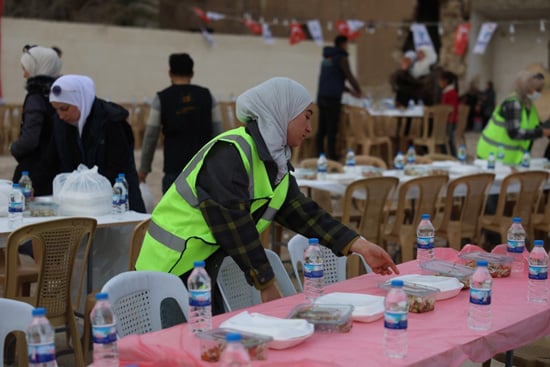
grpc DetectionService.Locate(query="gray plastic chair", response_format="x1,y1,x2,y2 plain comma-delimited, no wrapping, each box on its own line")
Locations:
287,234,372,292
217,249,297,312
0,298,34,367
100,270,189,337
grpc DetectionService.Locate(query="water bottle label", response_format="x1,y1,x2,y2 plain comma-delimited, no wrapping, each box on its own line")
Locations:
112,193,121,205
190,289,211,307
395,162,404,170
303,263,323,278
507,240,525,253
119,194,127,205
8,202,23,213
317,167,327,173
92,323,117,344
417,236,434,250
28,342,56,363
22,188,32,198
529,265,548,280
384,311,408,330
469,287,491,305
487,160,495,169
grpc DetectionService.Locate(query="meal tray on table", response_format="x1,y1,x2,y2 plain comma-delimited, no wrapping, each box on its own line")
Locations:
287,303,354,333
379,280,439,313
459,252,513,278
196,327,272,362
420,259,475,288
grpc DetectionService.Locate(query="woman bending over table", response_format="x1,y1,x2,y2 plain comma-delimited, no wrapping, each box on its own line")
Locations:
136,77,398,315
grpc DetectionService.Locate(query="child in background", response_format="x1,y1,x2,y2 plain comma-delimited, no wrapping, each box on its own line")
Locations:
439,70,459,157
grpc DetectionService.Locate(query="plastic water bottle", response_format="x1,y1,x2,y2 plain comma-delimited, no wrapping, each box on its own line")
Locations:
111,177,126,216
90,293,119,366
528,240,548,303
487,152,496,170
457,144,467,164
26,308,58,367
19,170,33,210
496,144,505,162
406,145,416,164
383,279,408,358
219,333,251,367
344,148,356,174
8,183,24,229
303,238,324,302
117,173,129,212
408,99,415,110
507,217,526,273
393,151,405,171
521,150,531,168
468,260,492,330
317,153,328,180
188,260,212,333
416,214,435,266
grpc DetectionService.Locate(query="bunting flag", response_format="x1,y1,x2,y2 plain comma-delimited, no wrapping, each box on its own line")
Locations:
473,22,498,55
206,11,225,21
335,20,364,40
289,22,307,45
306,20,324,46
262,23,275,45
453,22,471,56
243,18,262,35
192,7,210,23
410,23,435,52
200,27,215,47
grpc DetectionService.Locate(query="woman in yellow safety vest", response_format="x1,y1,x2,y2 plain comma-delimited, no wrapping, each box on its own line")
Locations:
477,71,550,165
136,77,398,314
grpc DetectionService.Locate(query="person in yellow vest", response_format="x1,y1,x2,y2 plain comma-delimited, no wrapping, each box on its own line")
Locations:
136,77,398,314
477,71,550,164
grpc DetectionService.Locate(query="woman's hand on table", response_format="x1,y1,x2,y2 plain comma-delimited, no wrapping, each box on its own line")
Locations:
350,237,399,275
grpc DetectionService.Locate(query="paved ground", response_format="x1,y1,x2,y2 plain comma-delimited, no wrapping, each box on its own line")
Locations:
1,131,545,366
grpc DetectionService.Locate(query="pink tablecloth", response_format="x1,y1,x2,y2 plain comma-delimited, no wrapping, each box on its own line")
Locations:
109,254,550,367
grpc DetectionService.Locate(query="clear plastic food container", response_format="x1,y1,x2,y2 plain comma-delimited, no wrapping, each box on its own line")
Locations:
459,252,513,278
420,259,475,288
195,328,272,362
380,281,438,313
287,303,354,333
28,200,59,217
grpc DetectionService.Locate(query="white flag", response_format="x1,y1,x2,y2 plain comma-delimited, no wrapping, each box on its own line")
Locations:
205,11,225,21
347,19,365,33
307,19,324,46
410,23,435,53
262,23,274,45
473,22,498,55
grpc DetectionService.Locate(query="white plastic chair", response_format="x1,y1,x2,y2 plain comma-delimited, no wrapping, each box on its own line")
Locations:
100,270,189,337
0,298,33,366
287,234,372,292
217,249,297,312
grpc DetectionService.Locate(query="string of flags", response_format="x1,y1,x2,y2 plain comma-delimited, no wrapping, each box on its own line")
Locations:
191,7,548,56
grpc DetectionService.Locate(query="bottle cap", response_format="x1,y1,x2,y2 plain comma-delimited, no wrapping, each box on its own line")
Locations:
116,177,123,183
226,332,242,342
194,260,206,268
12,183,19,189
534,240,544,247
477,260,489,267
308,238,319,245
21,171,29,176
512,217,522,223
32,307,46,317
118,173,126,178
421,214,430,220
390,279,404,287
95,292,109,301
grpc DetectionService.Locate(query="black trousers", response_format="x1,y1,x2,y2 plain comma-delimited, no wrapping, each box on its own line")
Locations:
316,97,342,160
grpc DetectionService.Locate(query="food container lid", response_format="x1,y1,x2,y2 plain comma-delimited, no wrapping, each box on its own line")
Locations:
459,252,513,264
420,259,475,278
287,303,354,326
379,279,439,297
196,328,273,346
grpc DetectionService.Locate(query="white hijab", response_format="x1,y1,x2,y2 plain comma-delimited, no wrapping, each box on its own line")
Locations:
20,46,62,78
236,77,312,184
49,75,96,137
410,45,437,79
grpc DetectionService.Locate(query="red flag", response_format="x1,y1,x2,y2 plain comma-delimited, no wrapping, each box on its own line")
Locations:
242,19,262,35
192,7,210,23
336,20,362,41
454,23,471,56
289,22,307,45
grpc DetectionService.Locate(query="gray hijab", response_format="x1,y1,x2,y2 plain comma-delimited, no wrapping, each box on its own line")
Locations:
236,77,312,184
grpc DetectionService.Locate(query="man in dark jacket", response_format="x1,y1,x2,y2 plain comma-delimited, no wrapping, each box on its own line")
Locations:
138,53,221,193
316,35,362,160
